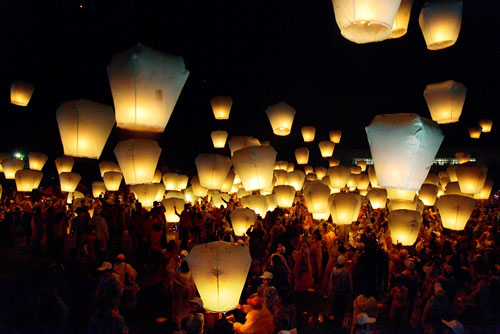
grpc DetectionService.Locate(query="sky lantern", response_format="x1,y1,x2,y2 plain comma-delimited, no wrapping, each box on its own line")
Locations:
273,185,296,208
265,194,277,211
356,173,370,190
387,188,416,201
390,0,413,38
473,179,494,200
468,127,481,139
27,152,48,171
92,181,107,198
304,181,330,213
210,96,232,120
423,173,440,186
212,192,230,208
304,165,314,175
191,175,209,197
287,162,295,172
315,167,327,180
131,183,165,208
265,101,296,136
301,126,316,142
367,166,380,188
10,80,34,106
98,161,121,177
437,194,475,230
329,158,340,167
177,175,189,190
153,170,162,183
447,165,458,182
211,130,229,148
440,177,450,189
455,152,470,164
479,119,493,133
346,174,357,190
67,191,84,205
186,241,251,313
1,159,25,179
0,153,10,173
232,146,276,191
274,161,289,171
103,171,122,191
312,206,331,221
318,141,335,158
419,0,463,50
15,170,43,192
455,162,487,194
423,80,466,124
439,170,449,179
388,210,422,246
444,182,472,198
366,113,443,191
195,154,232,190
328,166,351,189
56,99,115,159
114,139,161,185
163,173,180,191
351,166,362,175
274,170,288,186
184,187,199,204
107,44,189,132
356,160,367,172
367,188,388,209
230,208,257,236
329,192,362,225
220,170,235,193
287,170,306,191
332,0,401,44
295,147,309,165
59,172,81,193
227,136,261,156
55,157,75,175
241,195,268,216
387,197,418,212
306,173,318,181
237,187,251,199
329,130,342,144
419,184,439,206
163,197,185,222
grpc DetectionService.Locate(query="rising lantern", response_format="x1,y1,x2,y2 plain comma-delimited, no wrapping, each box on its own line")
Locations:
195,154,232,190
455,162,487,194
56,99,115,159
114,139,161,185
328,166,351,189
367,166,380,188
388,210,422,246
387,188,417,201
319,141,335,158
210,96,232,120
419,184,439,206
445,182,471,197
301,126,316,142
163,197,185,222
315,167,327,180
479,119,493,133
130,183,165,208
329,192,362,225
390,0,413,38
295,147,309,165
59,172,81,193
436,194,475,230
107,44,189,132
15,170,43,192
10,81,34,106
227,136,261,156
1,159,25,179
99,161,121,177
455,152,470,164
241,195,268,217
163,173,181,191
329,158,340,167
273,185,296,208
287,162,295,172
220,170,235,193
366,113,443,191
303,181,330,214
424,173,440,186
468,127,481,139
230,208,257,236
92,181,107,198
28,152,48,171
0,153,10,173
287,170,306,191
356,160,367,172
103,171,122,191
191,175,208,197
388,197,419,212
329,130,342,144
55,157,74,174
473,179,494,200
419,0,463,50
232,146,276,191
367,188,388,209
265,101,296,136
211,130,229,148
423,80,466,124
274,170,288,186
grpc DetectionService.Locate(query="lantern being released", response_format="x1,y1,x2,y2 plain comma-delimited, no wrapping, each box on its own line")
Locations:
437,194,475,230
318,141,335,158
10,81,34,106
163,197,185,222
366,113,443,191
1,159,25,179
241,195,268,217
55,157,74,174
479,119,493,133
107,44,189,132
28,152,48,171
419,184,439,206
332,0,402,44
390,0,413,38
56,99,115,159
103,171,123,191
265,101,296,136
328,166,351,189
131,183,165,209
114,139,161,185
211,96,232,120
15,170,43,192
59,172,81,193
367,188,388,209
195,154,232,190
186,241,251,313
232,146,276,191
455,162,487,194
419,0,463,50
295,147,309,165
301,126,316,142
211,131,229,148
304,181,330,214
230,208,257,236
388,210,423,246
423,80,466,124
329,192,362,225
273,185,296,208
329,130,341,144
92,181,107,198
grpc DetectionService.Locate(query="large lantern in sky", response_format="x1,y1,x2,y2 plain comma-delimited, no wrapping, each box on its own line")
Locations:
92,181,107,198
332,0,401,44
15,170,43,192
436,194,475,230
455,162,487,194
419,0,463,50
163,173,180,191
195,154,232,190
265,101,296,136
479,119,493,133
328,166,351,189
56,99,115,159
28,152,48,171
329,192,362,225
390,0,413,38
318,141,335,158
114,139,161,185
295,147,309,165
55,157,74,174
131,183,165,208
304,181,330,214
186,241,251,313
366,113,443,191
230,208,257,236
227,136,261,156
103,171,122,191
59,172,81,193
388,210,422,246
232,146,276,191
210,96,232,120
10,81,34,106
211,130,229,148
423,80,466,124
107,44,189,132
419,184,439,206
301,126,316,142
273,185,296,208
1,159,25,179
367,188,388,209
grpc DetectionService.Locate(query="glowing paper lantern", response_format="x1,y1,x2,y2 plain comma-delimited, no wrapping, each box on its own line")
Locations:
351,166,362,175
0,153,11,173
274,161,289,171
439,171,449,179
131,183,165,208
367,166,380,188
328,166,351,189
423,173,440,186
59,172,81,193
366,113,443,191
329,130,342,144
437,194,475,230
177,175,189,190
445,182,471,197
186,241,251,313
15,169,43,192
265,101,296,136
312,206,331,221
114,139,161,185
287,170,306,191
328,192,362,225
356,173,370,190
98,161,120,177
388,197,418,212
419,184,439,206
387,189,416,201
318,141,335,158
315,167,327,180
103,171,122,191
92,181,107,198
388,210,422,245
301,126,316,142
423,80,466,124
195,154,232,190
273,185,296,208
274,170,288,186
107,44,189,132
295,147,309,165
237,187,251,199
455,162,487,194
163,197,185,222
10,81,34,106
212,192,230,208
241,195,268,216
55,157,74,174
440,177,450,189
447,165,458,182
479,119,493,133
1,159,25,179
468,127,481,139
329,158,340,167
390,0,413,38
228,136,261,156
163,173,180,191
232,146,276,191
230,208,257,236
419,0,463,50
367,188,388,209
332,0,401,44
185,187,199,204
306,173,318,181
455,152,470,164
473,179,494,200
153,170,162,183
28,152,48,171
220,170,235,193
165,190,185,200
304,181,330,213
287,163,295,172
211,131,229,148
356,161,367,172
191,175,209,197
346,174,357,189
210,96,232,120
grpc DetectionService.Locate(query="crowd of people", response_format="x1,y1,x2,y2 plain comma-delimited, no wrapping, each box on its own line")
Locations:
1,185,500,334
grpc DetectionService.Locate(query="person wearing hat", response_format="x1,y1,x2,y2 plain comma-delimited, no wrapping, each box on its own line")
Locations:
328,255,352,325
257,271,279,313
353,312,376,334
113,254,140,304
228,294,275,334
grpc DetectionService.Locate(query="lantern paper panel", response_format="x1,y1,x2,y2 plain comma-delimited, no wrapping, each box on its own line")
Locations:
306,173,318,181
468,127,481,139
195,154,232,190
315,167,327,180
220,170,235,193
153,170,162,183
211,131,229,148
273,185,296,208
455,162,487,194
2,159,25,179
328,166,351,189
329,158,340,167
437,194,475,230
232,146,276,191
28,152,48,171
388,210,422,246
295,147,309,165
390,0,413,38
99,161,121,177
10,81,34,106
185,187,199,204
319,141,335,158
424,173,440,186
287,162,295,172
423,80,466,124
447,165,458,182
103,171,123,191
479,119,493,133
210,96,232,120
241,195,268,217
107,44,189,132
329,192,362,225
304,181,330,213
92,181,107,198
55,157,74,174
59,172,81,193
228,136,261,156
445,182,472,197
0,153,11,173
177,175,189,190
473,179,494,200
312,205,331,221
388,198,418,212
356,173,370,190
265,101,296,136
131,183,165,209
367,188,388,209
274,170,288,186
287,170,306,191
237,188,251,199
419,0,463,50
387,188,416,201
15,169,43,192
191,175,208,197
230,208,257,236
114,139,161,185
419,184,439,206
301,126,316,142
165,190,185,200
163,173,180,191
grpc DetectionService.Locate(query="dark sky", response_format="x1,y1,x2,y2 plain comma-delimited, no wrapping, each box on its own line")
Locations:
1,0,499,179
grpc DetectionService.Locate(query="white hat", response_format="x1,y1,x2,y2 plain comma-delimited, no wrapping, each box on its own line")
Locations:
97,261,112,271
260,271,273,280
180,250,189,257
441,319,464,334
357,312,376,325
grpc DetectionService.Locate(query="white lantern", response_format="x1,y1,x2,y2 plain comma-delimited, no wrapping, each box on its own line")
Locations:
287,170,306,191
191,176,208,197
419,0,463,50
163,173,180,191
455,162,487,194
315,167,327,180
274,161,289,171
153,170,162,183
236,187,251,199
424,173,440,186
195,154,232,190
211,96,232,120
329,192,362,225
241,195,268,217
367,188,388,209
230,208,257,236
232,146,276,191
92,181,107,198
28,152,48,171
103,171,122,191
306,173,318,181
329,130,342,144
131,183,165,208
390,0,413,38
287,162,295,172
59,172,81,193
211,130,229,148
107,44,189,132
55,157,74,174
227,136,261,156
220,170,235,193
437,194,475,230
318,141,335,158
177,175,189,190
304,181,330,214
10,81,34,106
468,127,481,139
273,185,296,208
356,173,370,190
295,147,309,165
15,169,43,192
265,101,296,136
387,188,417,201
274,170,288,186
329,158,340,167
301,126,316,142
424,80,466,124
114,139,161,185
388,197,418,212
445,182,471,197
328,166,351,189
479,119,493,133
419,184,439,206
0,153,11,173
98,161,120,177
2,159,25,179
473,179,494,200
388,210,422,246
163,197,185,222
185,187,199,204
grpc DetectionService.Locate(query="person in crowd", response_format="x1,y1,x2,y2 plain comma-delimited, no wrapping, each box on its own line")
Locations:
228,294,275,334
257,271,279,313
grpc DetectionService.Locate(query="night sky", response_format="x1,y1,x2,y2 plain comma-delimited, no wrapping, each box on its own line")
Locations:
1,0,499,181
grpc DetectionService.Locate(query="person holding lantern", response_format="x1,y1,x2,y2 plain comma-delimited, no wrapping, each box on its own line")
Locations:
228,294,275,334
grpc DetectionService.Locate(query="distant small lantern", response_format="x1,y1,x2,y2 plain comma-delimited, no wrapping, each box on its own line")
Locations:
328,192,363,225
388,210,422,246
232,146,276,191
318,141,335,158
114,139,161,185
315,167,327,180
153,170,162,183
55,157,74,174
419,0,463,50
468,127,481,139
163,173,180,191
329,130,342,144
287,170,306,191
274,161,289,171
163,197,185,222
367,166,380,188
15,169,43,192
273,185,296,208
28,152,48,171
367,188,388,209
479,119,493,133
103,171,122,191
265,101,296,136
390,0,413,38
241,195,268,217
227,136,261,156
230,208,257,236
99,161,121,177
437,194,475,230
192,175,209,197
1,159,25,179
356,160,367,172
177,175,189,190
131,183,165,209
287,162,295,172
301,126,316,142
304,181,330,214
304,165,314,175
473,179,494,200
107,44,189,132
455,162,487,194
211,131,229,148
346,174,357,189
438,170,449,180
329,158,340,167
195,154,232,190
328,166,351,189
295,147,309,165
423,80,466,124
59,172,81,193
447,165,458,182
419,184,439,206
186,241,251,313
332,0,401,44
455,152,470,164
92,181,107,198
10,81,34,106
56,99,115,159
210,96,233,120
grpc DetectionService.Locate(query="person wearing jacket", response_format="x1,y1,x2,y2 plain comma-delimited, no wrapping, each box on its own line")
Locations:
229,294,275,334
